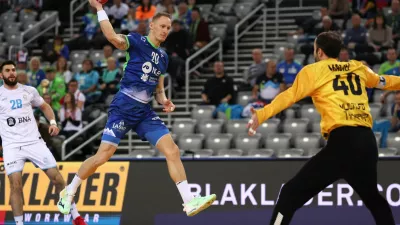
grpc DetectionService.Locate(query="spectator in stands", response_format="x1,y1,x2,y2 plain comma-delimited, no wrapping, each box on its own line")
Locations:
121,8,139,34
252,60,285,104
16,51,28,71
189,7,210,50
201,61,235,106
164,20,192,88
74,59,101,104
106,0,129,27
177,1,192,29
339,47,351,62
301,16,340,59
353,0,377,19
313,16,340,35
368,13,393,52
96,45,114,67
386,0,400,47
37,67,66,111
344,13,369,53
136,21,148,36
27,57,45,87
59,93,83,138
379,48,400,103
42,36,70,64
165,20,192,60
277,48,302,87
56,56,73,83
329,0,350,20
390,91,400,130
291,7,329,36
245,48,266,87
17,70,29,85
373,91,400,147
14,0,42,12
167,4,179,21
188,0,196,10
379,48,400,74
100,57,121,101
156,0,172,13
136,0,156,21
65,79,86,111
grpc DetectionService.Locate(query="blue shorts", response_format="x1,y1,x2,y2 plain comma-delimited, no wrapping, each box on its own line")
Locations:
101,92,170,146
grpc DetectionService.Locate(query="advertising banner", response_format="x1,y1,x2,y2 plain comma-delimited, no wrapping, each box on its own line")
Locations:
120,159,400,225
0,162,129,225
1,160,399,224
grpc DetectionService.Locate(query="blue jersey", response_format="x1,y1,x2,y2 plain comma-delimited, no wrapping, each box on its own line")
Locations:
120,33,169,103
276,60,303,85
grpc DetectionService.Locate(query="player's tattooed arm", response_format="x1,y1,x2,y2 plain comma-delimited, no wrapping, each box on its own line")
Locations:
114,34,129,51
98,15,129,50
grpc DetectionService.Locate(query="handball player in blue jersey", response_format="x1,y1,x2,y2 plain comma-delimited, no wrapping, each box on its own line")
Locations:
58,0,216,217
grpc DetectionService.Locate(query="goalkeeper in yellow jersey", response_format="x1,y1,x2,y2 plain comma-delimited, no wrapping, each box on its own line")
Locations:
247,31,396,225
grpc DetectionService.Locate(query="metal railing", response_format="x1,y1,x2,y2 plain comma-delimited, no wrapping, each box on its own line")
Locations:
61,113,107,160
19,11,59,47
234,4,266,75
185,37,222,112
70,0,88,38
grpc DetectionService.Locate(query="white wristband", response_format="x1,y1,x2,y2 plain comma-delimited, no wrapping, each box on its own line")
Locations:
97,10,109,22
50,120,57,126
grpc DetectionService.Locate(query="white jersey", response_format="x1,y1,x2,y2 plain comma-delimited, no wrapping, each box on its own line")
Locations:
0,84,44,149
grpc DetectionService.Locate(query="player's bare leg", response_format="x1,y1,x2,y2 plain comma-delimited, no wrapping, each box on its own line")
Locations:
9,172,24,225
45,168,86,225
77,142,117,179
156,134,187,183
58,142,117,214
156,134,216,216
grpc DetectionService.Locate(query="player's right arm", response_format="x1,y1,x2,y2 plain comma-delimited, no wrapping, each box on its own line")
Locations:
365,65,400,90
89,0,128,50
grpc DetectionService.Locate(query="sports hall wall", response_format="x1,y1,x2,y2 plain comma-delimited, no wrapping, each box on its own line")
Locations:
0,160,399,225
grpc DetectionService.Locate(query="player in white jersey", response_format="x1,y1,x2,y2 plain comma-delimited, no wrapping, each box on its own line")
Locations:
0,61,87,225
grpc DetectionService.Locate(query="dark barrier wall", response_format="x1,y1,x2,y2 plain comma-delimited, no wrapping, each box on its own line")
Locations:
121,159,400,225
1,160,400,225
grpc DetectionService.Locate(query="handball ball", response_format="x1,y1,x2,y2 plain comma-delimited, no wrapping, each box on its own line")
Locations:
97,0,108,4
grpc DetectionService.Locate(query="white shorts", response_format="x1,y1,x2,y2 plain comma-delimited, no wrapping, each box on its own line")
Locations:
3,141,57,175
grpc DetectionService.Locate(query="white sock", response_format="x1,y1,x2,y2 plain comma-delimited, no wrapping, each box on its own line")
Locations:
67,174,82,195
70,203,80,219
15,215,23,224
176,180,194,204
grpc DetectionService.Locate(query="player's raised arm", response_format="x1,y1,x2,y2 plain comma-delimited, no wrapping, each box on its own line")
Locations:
255,67,315,123
365,65,400,90
89,0,128,50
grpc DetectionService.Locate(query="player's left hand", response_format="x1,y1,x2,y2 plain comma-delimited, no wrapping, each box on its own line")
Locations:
247,107,259,136
49,125,60,136
162,99,175,113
